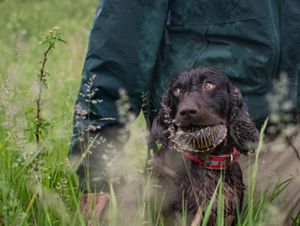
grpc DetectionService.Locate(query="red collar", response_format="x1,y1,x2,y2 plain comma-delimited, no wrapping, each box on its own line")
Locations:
179,147,240,170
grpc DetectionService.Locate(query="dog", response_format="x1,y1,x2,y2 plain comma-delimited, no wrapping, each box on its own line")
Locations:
149,67,259,226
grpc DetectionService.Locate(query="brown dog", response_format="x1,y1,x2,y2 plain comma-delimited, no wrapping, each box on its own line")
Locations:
149,67,259,226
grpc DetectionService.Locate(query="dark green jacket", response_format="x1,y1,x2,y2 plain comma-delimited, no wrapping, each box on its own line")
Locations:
70,0,300,191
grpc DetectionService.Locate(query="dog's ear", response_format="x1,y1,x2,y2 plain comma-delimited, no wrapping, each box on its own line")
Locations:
228,84,259,154
150,88,175,147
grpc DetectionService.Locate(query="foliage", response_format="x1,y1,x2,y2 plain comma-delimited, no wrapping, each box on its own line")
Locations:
34,26,65,147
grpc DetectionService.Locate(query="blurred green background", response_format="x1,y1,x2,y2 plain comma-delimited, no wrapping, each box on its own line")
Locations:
0,0,98,139
0,1,147,225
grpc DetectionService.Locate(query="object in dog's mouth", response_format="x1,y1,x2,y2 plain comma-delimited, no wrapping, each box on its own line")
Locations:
172,124,227,153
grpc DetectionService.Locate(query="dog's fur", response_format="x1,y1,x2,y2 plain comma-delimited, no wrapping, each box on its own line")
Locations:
149,67,259,226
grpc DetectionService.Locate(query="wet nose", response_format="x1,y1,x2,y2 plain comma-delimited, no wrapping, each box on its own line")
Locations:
179,107,199,118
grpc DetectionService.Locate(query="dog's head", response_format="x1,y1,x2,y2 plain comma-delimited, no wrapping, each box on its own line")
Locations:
151,67,259,154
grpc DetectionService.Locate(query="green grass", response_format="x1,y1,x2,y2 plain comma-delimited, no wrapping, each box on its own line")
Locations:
0,0,299,225
0,0,97,225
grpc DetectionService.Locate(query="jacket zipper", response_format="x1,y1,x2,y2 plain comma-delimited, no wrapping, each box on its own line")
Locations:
268,0,281,78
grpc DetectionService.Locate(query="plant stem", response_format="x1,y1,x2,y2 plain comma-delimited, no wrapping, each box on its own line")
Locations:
36,44,52,149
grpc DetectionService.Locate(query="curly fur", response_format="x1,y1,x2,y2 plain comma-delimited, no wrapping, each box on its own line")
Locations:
149,66,259,226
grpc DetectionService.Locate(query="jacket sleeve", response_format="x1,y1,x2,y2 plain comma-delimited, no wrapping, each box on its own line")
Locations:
69,0,168,192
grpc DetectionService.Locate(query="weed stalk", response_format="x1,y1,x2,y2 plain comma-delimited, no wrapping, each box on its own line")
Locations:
35,26,65,149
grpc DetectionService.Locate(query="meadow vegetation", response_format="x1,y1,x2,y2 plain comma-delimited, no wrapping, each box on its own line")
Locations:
0,0,299,225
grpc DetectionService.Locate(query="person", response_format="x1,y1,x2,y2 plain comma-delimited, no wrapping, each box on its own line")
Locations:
69,0,300,224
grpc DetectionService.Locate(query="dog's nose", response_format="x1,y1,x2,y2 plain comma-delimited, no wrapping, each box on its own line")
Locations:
179,108,199,117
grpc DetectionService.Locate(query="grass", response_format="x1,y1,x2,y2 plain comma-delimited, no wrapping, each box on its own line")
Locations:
0,0,97,225
0,0,299,225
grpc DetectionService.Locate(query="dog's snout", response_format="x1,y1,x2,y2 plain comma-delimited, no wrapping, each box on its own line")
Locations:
176,102,201,127
174,93,203,126
179,108,198,117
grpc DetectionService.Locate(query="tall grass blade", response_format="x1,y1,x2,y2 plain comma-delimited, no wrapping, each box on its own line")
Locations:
202,179,221,226
216,175,224,226
245,118,268,225
108,184,118,226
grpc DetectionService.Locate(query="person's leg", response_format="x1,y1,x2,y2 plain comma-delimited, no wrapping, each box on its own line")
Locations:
70,125,128,224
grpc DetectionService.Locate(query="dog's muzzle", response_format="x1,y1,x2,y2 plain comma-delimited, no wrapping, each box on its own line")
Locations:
171,124,227,153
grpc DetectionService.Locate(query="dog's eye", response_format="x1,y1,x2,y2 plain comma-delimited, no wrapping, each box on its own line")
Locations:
203,81,215,90
173,87,181,96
